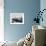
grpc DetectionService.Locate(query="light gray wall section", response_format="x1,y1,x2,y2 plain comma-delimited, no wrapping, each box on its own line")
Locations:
40,0,46,27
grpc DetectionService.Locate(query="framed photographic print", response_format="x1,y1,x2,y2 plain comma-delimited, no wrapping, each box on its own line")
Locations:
10,13,24,24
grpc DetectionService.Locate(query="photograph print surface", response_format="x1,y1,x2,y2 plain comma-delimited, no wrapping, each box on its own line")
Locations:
10,13,24,24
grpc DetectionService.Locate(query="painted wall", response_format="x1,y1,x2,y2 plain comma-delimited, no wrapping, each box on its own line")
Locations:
40,0,46,27
4,0,40,42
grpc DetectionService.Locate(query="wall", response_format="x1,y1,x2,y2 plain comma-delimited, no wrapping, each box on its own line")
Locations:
4,0,40,42
40,0,46,27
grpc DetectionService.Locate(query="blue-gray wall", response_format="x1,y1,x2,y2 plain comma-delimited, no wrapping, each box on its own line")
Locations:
4,0,40,42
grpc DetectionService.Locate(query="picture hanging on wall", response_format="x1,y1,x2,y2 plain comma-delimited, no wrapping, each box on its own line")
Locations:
10,13,24,24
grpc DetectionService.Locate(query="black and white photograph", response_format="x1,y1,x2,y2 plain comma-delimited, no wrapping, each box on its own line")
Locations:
10,13,24,24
